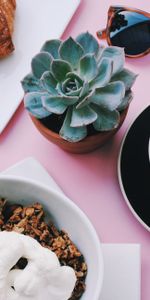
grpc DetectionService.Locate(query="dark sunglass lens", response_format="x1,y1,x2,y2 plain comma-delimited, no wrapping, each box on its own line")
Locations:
110,11,150,55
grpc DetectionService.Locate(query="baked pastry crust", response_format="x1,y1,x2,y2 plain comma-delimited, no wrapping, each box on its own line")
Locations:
0,0,16,58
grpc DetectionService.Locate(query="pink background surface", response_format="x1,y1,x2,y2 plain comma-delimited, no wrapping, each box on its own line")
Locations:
0,0,150,299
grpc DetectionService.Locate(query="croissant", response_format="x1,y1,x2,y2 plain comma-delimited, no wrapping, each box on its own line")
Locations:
0,0,16,58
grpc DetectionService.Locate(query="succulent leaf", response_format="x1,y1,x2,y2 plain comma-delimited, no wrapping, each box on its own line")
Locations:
62,78,82,96
60,108,87,142
90,81,125,111
76,32,99,55
79,54,98,81
96,46,105,61
31,52,52,79
42,94,78,110
100,46,125,75
59,37,84,69
71,105,97,127
92,105,120,131
89,58,113,89
41,39,61,59
66,89,82,96
21,73,40,93
111,69,138,91
55,82,64,95
76,90,94,109
24,92,51,118
79,82,89,99
117,90,133,111
23,32,137,142
41,71,57,94
66,72,83,86
51,59,72,82
42,95,68,114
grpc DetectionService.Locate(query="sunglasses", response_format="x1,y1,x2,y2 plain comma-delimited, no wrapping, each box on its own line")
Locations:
97,6,150,58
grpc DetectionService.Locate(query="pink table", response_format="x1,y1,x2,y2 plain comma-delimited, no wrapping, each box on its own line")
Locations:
0,0,150,299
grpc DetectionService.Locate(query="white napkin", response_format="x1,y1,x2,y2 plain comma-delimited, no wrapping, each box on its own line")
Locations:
1,157,141,300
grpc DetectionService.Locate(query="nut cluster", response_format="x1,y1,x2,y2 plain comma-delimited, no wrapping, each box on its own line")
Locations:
0,199,87,300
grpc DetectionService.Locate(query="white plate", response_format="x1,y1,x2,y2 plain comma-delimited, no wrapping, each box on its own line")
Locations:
0,0,80,133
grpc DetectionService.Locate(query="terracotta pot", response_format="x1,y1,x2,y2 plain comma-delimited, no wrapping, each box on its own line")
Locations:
31,108,128,154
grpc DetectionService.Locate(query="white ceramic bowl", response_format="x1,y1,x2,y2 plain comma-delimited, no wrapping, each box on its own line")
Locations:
0,176,104,300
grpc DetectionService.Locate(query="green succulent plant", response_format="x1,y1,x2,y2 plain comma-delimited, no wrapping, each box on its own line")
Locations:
22,32,137,142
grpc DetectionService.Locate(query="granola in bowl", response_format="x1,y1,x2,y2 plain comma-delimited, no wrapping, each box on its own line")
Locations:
0,198,87,300
0,176,104,300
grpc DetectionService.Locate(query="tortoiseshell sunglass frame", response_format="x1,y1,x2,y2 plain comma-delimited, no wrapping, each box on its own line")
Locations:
97,6,150,58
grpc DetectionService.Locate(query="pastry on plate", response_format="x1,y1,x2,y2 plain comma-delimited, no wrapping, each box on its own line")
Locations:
0,0,16,58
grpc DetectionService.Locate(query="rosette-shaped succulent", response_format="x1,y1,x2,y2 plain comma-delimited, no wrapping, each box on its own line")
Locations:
22,32,137,142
